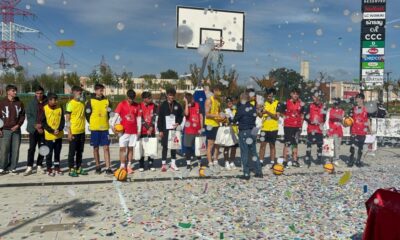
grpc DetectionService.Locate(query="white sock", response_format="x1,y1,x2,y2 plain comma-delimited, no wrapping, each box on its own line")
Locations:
186,160,191,165
120,163,126,168
127,161,132,167
171,159,176,165
162,160,166,165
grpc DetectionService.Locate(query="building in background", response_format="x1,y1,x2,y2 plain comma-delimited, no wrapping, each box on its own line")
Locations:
300,60,310,81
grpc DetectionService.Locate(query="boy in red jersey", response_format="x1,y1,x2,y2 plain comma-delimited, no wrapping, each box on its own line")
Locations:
112,89,141,173
348,93,371,167
279,88,304,168
303,93,326,167
183,93,203,170
139,91,157,171
327,98,345,165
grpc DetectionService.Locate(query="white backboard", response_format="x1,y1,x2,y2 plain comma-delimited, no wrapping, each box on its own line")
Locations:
176,6,245,52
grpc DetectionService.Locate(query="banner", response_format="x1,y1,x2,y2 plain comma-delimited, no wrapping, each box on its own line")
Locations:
360,0,386,87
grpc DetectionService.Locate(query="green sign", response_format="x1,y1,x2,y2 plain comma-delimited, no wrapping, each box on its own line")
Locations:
362,41,385,48
362,62,385,69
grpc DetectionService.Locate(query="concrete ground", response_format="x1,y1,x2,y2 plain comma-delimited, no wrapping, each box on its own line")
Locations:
0,140,399,239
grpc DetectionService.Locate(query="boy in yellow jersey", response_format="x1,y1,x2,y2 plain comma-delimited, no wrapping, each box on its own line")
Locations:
259,88,280,167
85,84,112,175
66,86,87,177
42,93,65,176
223,97,238,170
204,85,225,167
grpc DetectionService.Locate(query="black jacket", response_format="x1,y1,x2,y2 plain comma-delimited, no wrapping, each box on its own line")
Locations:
157,100,183,132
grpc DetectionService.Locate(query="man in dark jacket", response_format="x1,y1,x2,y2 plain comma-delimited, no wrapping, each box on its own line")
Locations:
233,92,262,180
0,85,25,174
157,88,183,172
24,86,47,176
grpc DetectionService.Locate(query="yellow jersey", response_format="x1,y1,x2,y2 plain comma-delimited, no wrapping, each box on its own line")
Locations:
88,97,110,131
43,105,64,141
66,99,85,135
261,100,279,131
204,96,221,127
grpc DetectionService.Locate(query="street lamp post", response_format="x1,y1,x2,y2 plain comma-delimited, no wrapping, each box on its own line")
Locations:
384,72,391,110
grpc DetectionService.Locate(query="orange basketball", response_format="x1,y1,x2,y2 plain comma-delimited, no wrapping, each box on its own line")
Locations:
323,163,335,174
114,124,124,133
114,168,127,181
273,164,284,175
342,117,354,127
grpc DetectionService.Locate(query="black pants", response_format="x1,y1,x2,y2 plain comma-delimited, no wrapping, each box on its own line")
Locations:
350,135,366,163
68,133,85,169
161,130,176,160
45,138,62,169
306,133,323,162
139,133,155,167
27,131,45,167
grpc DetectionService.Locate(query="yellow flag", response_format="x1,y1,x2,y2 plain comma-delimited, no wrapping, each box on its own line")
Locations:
55,40,75,47
338,171,352,186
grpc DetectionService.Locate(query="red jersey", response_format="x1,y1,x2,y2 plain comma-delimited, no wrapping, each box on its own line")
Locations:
283,99,303,128
185,102,201,135
115,100,140,134
140,102,156,135
307,102,325,134
328,108,344,137
351,106,369,136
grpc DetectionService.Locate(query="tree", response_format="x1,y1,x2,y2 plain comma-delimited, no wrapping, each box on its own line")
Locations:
160,69,178,79
251,75,275,90
88,70,99,87
64,72,80,87
268,68,307,101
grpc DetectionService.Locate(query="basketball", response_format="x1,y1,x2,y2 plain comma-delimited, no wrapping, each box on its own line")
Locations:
199,166,206,177
273,164,284,175
323,163,335,174
342,117,354,127
114,124,124,133
114,168,127,181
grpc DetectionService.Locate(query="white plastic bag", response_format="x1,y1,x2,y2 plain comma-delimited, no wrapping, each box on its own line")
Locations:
142,137,158,157
195,136,207,156
215,126,238,147
167,130,182,150
322,138,334,157
134,140,143,160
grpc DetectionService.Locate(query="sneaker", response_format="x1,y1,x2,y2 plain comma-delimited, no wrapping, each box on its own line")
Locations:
0,169,6,175
127,165,134,174
95,167,102,174
138,168,144,172
225,162,231,170
54,167,63,175
23,167,33,176
230,162,236,170
161,164,167,172
355,161,363,168
239,174,250,181
260,160,264,166
10,169,18,175
69,169,79,177
170,163,179,171
47,168,55,177
105,168,113,175
187,164,193,171
334,161,340,167
148,162,155,171
76,167,88,175
292,161,300,168
254,173,263,178
37,166,45,174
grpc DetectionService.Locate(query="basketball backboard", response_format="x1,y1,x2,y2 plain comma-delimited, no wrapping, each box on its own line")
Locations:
176,6,245,52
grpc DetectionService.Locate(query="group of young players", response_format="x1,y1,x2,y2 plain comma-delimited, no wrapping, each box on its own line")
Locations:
0,82,371,179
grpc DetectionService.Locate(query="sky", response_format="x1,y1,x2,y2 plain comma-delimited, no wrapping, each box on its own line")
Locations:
12,0,400,85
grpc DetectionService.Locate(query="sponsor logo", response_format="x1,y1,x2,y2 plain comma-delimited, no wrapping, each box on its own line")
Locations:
362,33,384,41
362,41,385,48
363,0,385,4
363,12,386,19
363,20,385,26
362,48,384,55
362,62,384,69
362,54,385,62
362,69,384,76
363,5,385,12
